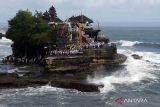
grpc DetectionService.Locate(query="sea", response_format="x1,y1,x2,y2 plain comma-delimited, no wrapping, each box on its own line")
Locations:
0,27,160,107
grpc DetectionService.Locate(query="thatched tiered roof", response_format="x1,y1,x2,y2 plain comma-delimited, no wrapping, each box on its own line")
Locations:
68,15,93,23
43,6,62,22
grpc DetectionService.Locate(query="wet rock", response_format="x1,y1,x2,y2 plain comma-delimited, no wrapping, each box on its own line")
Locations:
51,81,101,92
0,73,20,88
132,54,142,60
146,60,150,62
0,73,18,84
0,72,101,92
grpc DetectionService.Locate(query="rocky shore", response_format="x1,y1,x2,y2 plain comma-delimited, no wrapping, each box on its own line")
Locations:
0,46,127,92
0,72,102,92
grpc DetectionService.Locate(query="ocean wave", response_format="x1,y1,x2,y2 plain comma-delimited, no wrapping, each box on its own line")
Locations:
135,42,160,50
88,49,160,93
0,85,64,100
115,40,160,48
115,40,142,47
21,85,63,96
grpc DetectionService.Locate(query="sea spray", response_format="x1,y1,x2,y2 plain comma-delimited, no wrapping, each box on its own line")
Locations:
115,40,160,51
88,49,159,93
117,40,142,47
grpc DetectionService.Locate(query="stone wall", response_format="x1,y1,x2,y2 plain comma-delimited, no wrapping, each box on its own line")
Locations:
83,47,117,59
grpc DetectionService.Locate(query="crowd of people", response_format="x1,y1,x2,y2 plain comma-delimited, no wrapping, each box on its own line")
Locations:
2,55,43,64
45,41,112,56
47,49,83,56
82,42,105,49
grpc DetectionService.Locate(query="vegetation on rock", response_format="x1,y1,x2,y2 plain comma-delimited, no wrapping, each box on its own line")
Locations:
6,6,64,60
6,5,95,61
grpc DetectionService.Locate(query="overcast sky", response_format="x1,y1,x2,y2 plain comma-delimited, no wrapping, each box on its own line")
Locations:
0,0,160,26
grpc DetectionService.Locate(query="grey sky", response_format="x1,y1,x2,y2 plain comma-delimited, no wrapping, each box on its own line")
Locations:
0,0,160,26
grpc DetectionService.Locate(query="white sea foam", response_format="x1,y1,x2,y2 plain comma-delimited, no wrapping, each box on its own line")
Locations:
0,37,13,44
116,40,142,47
7,68,19,73
143,52,160,64
7,67,29,74
88,49,159,93
22,85,61,96
0,85,64,100
115,40,160,47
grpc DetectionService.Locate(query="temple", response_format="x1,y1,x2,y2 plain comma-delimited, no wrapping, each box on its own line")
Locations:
44,13,126,73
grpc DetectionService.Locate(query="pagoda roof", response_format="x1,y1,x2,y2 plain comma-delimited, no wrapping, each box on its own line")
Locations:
68,15,93,23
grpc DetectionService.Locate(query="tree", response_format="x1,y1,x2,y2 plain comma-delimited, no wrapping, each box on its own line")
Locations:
6,10,52,59
27,11,52,58
6,10,34,45
6,10,34,58
5,6,64,60
30,11,51,45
